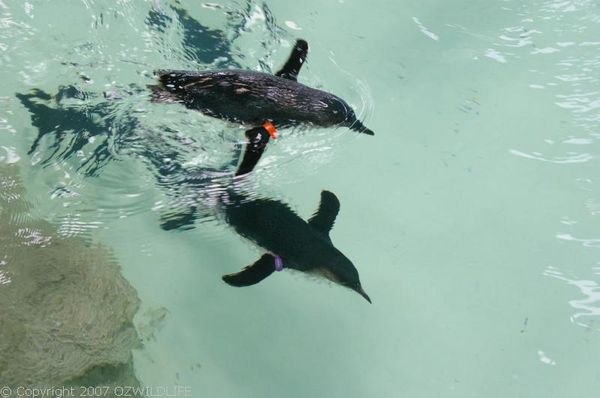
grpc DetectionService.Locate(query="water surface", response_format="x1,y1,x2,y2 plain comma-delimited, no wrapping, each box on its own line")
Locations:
1,0,600,396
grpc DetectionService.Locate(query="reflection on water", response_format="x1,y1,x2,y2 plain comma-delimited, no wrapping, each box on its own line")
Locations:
509,149,594,164
545,266,600,330
501,0,600,164
489,0,600,334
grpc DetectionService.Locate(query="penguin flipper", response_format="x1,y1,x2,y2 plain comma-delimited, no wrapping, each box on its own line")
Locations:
235,126,271,176
308,190,340,235
275,39,308,81
222,254,277,287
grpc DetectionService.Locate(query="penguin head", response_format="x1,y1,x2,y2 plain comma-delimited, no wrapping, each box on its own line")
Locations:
328,97,374,135
320,255,371,303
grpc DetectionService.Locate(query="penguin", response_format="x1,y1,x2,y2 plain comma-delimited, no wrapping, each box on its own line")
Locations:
222,190,371,303
151,39,374,175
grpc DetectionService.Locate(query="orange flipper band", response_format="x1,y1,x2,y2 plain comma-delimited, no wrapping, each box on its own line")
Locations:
262,121,277,139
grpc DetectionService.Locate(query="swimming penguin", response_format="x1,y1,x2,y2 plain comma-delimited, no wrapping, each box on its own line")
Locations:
221,189,371,303
151,39,374,175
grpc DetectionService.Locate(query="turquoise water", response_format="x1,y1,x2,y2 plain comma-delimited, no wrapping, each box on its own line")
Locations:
2,0,600,396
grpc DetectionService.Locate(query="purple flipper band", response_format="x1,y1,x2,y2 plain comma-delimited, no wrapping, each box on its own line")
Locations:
274,255,283,271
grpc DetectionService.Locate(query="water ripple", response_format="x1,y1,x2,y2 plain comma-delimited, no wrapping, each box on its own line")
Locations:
412,17,439,41
509,149,594,163
556,233,600,248
544,266,600,330
4,0,375,239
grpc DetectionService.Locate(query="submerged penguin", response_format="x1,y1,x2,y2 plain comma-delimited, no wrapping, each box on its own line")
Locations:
221,190,371,303
151,39,374,175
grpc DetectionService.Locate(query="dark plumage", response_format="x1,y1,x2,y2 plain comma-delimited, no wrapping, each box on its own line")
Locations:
151,39,373,175
154,69,373,134
222,190,371,303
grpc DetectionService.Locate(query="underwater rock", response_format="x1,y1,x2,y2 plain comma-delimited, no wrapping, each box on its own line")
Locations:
137,307,169,342
0,165,141,389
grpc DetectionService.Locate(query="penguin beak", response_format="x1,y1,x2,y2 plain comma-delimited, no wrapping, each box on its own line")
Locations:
348,119,375,136
355,286,372,304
